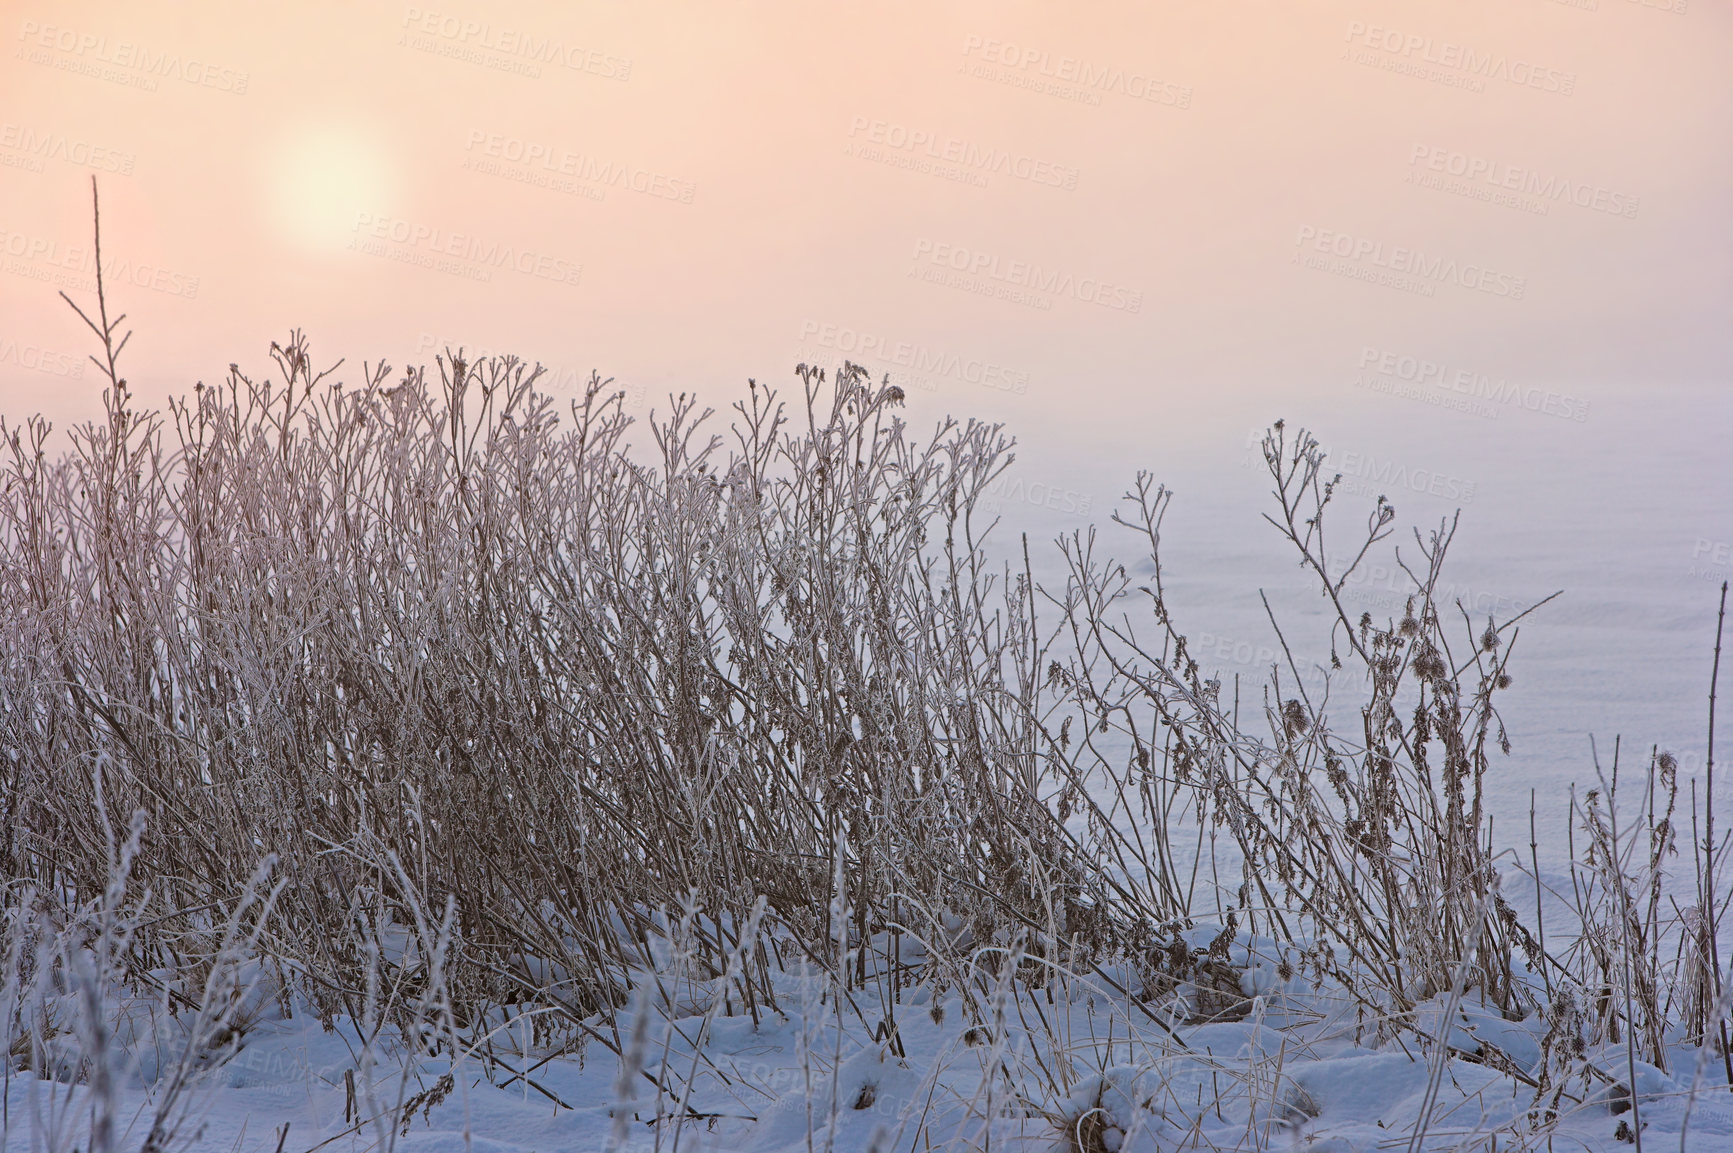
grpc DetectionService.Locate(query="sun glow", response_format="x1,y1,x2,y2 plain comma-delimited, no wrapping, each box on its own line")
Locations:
261,121,397,253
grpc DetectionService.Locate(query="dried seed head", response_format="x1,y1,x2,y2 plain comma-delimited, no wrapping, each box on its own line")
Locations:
1412,645,1446,682
1495,672,1512,690
1480,621,1499,652
1399,615,1420,638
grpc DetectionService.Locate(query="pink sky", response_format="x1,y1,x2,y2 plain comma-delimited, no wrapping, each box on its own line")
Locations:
1,0,1728,449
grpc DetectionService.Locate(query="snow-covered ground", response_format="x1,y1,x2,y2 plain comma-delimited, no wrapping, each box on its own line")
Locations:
14,920,1733,1153
5,381,1726,1153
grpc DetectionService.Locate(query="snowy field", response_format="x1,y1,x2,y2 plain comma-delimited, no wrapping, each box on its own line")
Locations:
13,918,1733,1153
3,356,1729,1153
991,381,1733,871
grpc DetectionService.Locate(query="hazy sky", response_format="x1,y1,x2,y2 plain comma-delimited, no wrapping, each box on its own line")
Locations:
3,0,1728,432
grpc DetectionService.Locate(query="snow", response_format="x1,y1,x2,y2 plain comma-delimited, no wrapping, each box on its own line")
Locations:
12,923,1733,1152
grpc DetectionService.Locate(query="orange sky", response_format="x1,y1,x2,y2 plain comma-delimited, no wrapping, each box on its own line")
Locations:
1,0,1728,455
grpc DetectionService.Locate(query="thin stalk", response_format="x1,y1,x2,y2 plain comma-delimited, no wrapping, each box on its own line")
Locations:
1707,581,1729,1087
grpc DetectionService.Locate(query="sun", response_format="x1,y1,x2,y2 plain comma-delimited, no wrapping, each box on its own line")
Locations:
261,121,397,254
